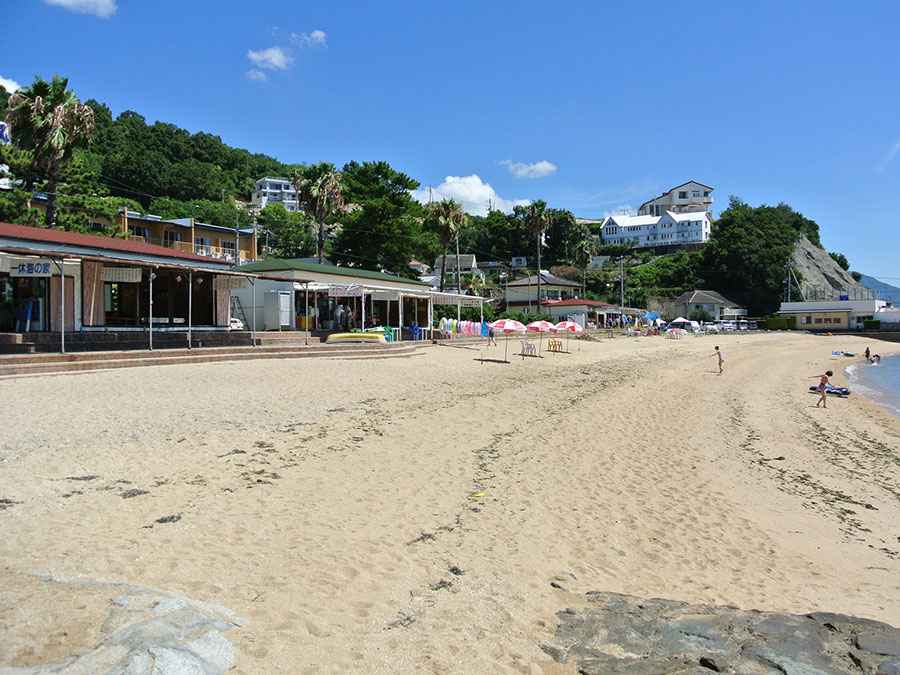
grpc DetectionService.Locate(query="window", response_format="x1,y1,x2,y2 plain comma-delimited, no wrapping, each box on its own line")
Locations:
804,315,812,324
692,191,700,197
678,191,688,199
704,191,710,197
163,230,182,247
814,318,823,324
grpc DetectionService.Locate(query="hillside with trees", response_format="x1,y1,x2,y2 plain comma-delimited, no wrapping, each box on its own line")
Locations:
1,76,858,316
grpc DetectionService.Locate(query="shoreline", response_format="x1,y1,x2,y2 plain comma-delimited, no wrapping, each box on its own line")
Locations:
1,331,899,672
846,352,900,418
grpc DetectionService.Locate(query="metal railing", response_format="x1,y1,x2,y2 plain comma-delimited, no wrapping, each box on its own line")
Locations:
128,235,252,262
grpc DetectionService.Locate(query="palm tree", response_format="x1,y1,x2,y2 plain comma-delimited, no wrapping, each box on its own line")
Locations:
573,236,596,296
427,199,466,291
293,166,344,264
524,200,549,312
4,76,95,228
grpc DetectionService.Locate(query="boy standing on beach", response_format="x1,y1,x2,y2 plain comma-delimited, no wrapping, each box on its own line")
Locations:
712,345,724,374
811,370,834,408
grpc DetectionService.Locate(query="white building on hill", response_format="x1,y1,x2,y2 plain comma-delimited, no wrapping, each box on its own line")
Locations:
251,177,299,212
601,210,711,249
638,180,713,217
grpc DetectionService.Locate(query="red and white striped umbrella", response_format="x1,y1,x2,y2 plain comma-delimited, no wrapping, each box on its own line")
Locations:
553,320,584,334
491,319,527,334
526,320,555,356
526,320,555,333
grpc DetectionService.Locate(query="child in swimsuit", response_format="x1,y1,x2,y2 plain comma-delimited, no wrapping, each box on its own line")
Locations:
812,370,834,408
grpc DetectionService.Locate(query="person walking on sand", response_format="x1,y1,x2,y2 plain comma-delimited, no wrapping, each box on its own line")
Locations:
865,346,871,361
712,345,725,374
811,370,834,408
487,324,497,347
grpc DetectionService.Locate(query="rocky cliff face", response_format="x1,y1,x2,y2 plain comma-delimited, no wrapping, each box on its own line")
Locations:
791,235,867,300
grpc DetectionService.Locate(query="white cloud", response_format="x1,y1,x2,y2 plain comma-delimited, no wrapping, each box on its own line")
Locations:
412,175,529,216
876,137,900,173
247,46,292,70
246,69,268,82
500,159,558,179
291,29,327,47
44,0,117,18
0,75,21,92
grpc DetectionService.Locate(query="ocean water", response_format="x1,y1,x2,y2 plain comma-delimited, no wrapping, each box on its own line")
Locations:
846,354,900,417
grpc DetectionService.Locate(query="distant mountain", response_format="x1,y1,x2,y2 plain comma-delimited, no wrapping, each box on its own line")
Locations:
859,274,900,304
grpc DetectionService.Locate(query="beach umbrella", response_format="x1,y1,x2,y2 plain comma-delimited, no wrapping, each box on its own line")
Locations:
527,320,555,355
491,319,526,362
554,320,583,352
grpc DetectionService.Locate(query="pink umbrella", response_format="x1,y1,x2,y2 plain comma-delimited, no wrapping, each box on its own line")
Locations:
554,320,584,333
491,319,526,362
553,320,584,352
527,320,555,355
491,318,526,333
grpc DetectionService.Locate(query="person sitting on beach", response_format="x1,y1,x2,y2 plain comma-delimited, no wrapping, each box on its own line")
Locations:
811,370,834,408
712,345,725,374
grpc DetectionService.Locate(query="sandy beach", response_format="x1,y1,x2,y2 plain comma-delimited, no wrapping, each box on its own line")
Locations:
1,331,899,673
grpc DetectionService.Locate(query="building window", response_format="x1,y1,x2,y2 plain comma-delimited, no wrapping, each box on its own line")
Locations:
163,230,182,247
814,317,823,324
704,191,710,197
692,191,700,197
678,191,687,199
131,225,149,240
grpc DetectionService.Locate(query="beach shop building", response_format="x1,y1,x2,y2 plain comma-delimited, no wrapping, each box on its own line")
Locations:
0,222,254,353
778,299,888,331
234,258,484,338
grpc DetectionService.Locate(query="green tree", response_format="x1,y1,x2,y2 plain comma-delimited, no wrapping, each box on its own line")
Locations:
257,203,313,258
701,197,801,314
333,161,426,275
545,208,590,264
293,163,344,264
5,76,95,228
573,236,596,295
829,251,849,271
523,200,549,304
426,199,466,291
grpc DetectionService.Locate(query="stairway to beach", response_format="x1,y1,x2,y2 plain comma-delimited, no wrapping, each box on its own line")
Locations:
0,341,426,379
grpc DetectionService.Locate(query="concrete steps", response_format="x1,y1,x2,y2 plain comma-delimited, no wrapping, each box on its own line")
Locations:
0,342,427,379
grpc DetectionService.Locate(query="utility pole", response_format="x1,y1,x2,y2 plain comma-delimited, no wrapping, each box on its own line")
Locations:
619,257,625,328
785,263,791,303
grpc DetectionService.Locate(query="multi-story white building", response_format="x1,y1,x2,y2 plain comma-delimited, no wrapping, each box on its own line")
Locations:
601,210,711,249
251,177,299,212
638,180,713,217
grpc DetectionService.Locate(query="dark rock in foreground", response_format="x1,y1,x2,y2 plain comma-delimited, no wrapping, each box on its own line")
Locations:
543,591,900,674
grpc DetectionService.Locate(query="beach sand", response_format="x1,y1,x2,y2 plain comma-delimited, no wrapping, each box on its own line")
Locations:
1,332,899,673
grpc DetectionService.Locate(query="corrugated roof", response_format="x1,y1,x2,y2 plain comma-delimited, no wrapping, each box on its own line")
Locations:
675,289,742,307
667,210,709,223
604,214,660,227
0,222,231,265
239,258,430,286
507,272,580,287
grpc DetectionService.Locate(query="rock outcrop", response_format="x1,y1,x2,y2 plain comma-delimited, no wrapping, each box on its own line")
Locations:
543,591,900,674
1,576,242,675
791,235,866,300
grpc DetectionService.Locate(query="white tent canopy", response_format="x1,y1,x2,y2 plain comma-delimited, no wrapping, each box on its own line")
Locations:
670,317,690,323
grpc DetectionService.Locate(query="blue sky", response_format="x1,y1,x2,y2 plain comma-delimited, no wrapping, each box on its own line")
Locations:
4,0,899,277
